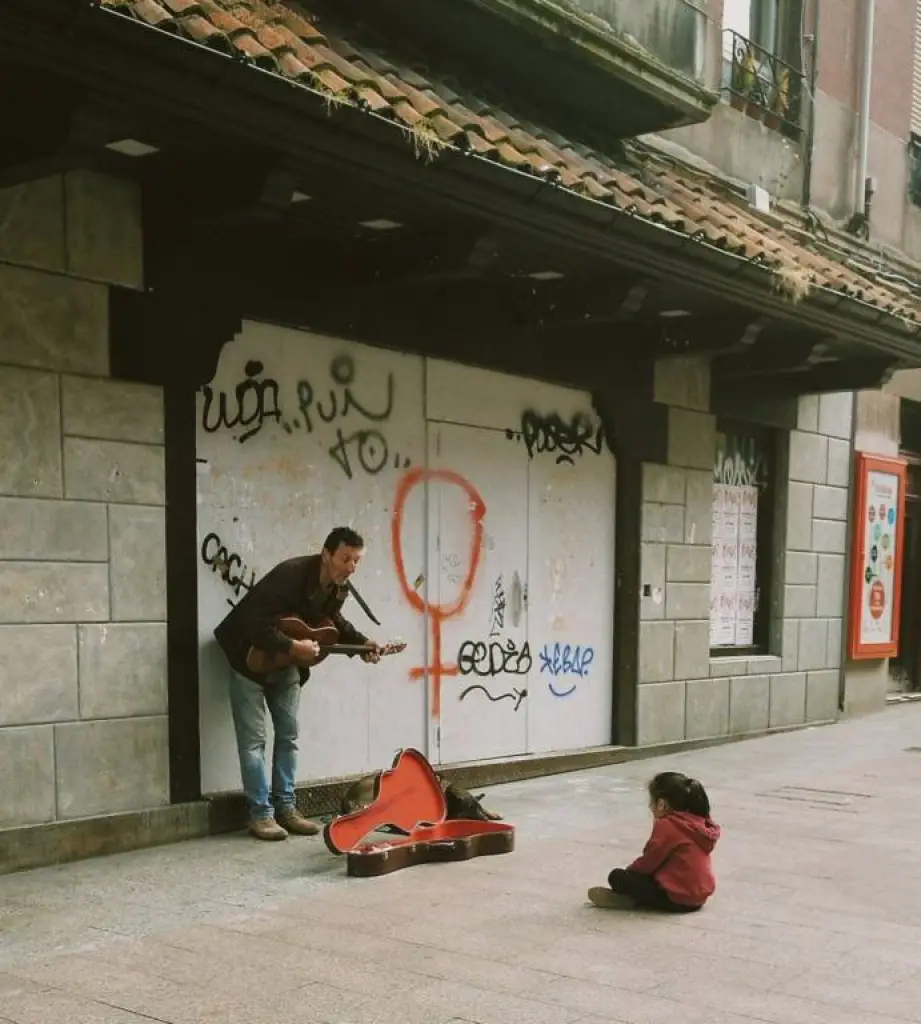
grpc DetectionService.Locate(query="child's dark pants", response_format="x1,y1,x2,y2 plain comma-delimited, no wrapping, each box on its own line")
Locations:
607,869,701,913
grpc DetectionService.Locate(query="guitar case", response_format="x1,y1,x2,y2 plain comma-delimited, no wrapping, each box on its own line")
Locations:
323,748,515,877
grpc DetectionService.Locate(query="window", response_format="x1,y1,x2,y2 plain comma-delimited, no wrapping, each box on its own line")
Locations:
911,0,921,207
912,2,921,141
909,136,921,208
721,0,804,136
710,422,776,655
723,0,780,56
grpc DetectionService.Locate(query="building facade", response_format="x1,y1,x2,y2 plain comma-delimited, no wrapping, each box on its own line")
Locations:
1,0,920,868
655,0,921,707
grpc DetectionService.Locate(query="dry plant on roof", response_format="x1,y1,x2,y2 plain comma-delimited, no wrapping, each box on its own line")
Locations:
408,119,449,164
772,264,812,304
311,78,350,116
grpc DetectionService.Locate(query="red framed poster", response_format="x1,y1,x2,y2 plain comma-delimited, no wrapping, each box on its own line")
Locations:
847,452,907,660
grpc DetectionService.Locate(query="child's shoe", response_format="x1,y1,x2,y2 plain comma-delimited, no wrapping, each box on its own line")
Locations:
587,886,634,909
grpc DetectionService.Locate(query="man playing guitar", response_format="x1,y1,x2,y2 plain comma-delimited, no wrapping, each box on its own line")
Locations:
214,527,381,841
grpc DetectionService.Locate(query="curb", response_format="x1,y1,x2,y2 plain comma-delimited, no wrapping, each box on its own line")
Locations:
1,715,849,875
207,716,839,834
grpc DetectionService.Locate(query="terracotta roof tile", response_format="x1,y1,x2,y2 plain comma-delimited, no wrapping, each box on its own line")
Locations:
161,0,201,14
276,50,313,80
429,112,466,143
197,0,247,35
182,12,231,44
276,6,324,41
98,0,921,325
353,86,391,115
130,0,178,29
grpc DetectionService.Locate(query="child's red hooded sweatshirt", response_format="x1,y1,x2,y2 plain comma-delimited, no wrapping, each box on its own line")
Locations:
628,811,721,907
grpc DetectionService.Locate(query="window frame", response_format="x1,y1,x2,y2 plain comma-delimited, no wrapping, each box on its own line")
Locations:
908,135,921,208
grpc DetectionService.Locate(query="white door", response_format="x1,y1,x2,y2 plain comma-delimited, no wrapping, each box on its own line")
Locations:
428,423,530,763
526,449,616,753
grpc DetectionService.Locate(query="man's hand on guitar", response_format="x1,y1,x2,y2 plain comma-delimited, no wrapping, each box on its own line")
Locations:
361,641,382,664
290,638,321,666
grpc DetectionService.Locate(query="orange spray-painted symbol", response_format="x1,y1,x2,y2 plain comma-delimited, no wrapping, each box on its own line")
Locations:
391,468,486,718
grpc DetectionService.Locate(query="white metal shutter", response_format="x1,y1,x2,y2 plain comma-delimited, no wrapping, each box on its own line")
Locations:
912,0,921,136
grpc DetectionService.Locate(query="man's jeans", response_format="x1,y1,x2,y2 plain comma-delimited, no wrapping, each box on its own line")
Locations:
228,667,301,823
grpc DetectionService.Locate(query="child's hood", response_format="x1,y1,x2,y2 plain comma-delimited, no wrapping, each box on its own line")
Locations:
668,811,721,852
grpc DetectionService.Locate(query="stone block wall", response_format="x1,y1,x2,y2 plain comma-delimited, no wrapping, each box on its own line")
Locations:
0,172,169,831
636,355,852,746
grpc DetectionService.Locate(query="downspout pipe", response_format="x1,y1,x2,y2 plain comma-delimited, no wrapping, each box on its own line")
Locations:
855,0,875,214
801,1,819,209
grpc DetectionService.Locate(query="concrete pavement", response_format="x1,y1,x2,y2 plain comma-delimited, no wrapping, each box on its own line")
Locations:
2,705,921,1023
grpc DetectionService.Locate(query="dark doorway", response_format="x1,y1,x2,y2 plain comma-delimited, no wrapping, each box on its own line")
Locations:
892,401,921,692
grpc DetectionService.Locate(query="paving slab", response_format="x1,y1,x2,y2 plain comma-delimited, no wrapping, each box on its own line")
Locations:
1,706,921,1023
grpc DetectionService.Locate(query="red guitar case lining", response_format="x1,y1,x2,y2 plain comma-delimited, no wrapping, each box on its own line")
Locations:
323,748,515,877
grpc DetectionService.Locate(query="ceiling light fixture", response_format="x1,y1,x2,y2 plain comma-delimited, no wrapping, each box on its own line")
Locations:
527,270,565,281
105,139,159,157
359,218,403,230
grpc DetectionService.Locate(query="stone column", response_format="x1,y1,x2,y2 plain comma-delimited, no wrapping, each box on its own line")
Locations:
0,172,169,831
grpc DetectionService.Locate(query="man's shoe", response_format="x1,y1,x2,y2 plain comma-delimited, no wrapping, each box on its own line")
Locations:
249,817,288,841
587,886,634,910
275,807,320,836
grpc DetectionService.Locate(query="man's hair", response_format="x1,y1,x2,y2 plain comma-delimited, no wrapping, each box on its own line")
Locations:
323,526,364,552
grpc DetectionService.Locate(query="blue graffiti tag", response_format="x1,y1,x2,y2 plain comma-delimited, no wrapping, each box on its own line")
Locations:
538,643,595,697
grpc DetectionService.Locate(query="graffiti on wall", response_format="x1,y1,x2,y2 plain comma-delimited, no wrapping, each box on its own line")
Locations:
505,409,606,465
453,554,531,711
488,575,506,637
392,468,486,719
201,531,257,606
298,354,411,480
457,639,532,677
713,430,770,490
458,683,527,711
200,360,282,445
200,352,411,479
539,642,595,698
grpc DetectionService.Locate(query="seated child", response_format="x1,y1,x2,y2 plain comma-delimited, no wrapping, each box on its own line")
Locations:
588,770,720,913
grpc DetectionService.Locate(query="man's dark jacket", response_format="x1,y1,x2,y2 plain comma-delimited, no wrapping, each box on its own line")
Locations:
213,554,368,684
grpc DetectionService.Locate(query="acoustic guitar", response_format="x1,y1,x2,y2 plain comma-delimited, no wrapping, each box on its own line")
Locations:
245,615,406,675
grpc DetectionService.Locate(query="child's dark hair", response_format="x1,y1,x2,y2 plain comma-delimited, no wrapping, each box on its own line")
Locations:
649,771,711,818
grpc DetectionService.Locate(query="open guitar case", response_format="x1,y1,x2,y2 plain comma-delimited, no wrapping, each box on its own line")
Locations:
323,748,515,877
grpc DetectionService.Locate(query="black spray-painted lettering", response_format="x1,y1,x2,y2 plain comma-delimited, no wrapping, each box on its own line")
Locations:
201,532,257,605
458,684,527,711
296,354,394,432
488,575,506,638
200,360,282,444
457,639,531,677
329,428,393,480
201,351,410,476
506,410,605,465
296,354,409,479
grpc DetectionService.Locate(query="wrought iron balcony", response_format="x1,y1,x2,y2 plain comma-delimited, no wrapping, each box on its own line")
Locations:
721,29,804,139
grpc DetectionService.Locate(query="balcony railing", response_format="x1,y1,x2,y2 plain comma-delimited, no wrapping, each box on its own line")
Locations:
721,29,804,139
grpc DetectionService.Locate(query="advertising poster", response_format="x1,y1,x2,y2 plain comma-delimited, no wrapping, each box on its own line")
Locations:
848,454,907,660
710,482,757,647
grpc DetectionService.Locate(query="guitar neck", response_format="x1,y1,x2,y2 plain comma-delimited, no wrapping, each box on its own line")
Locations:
320,643,402,657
